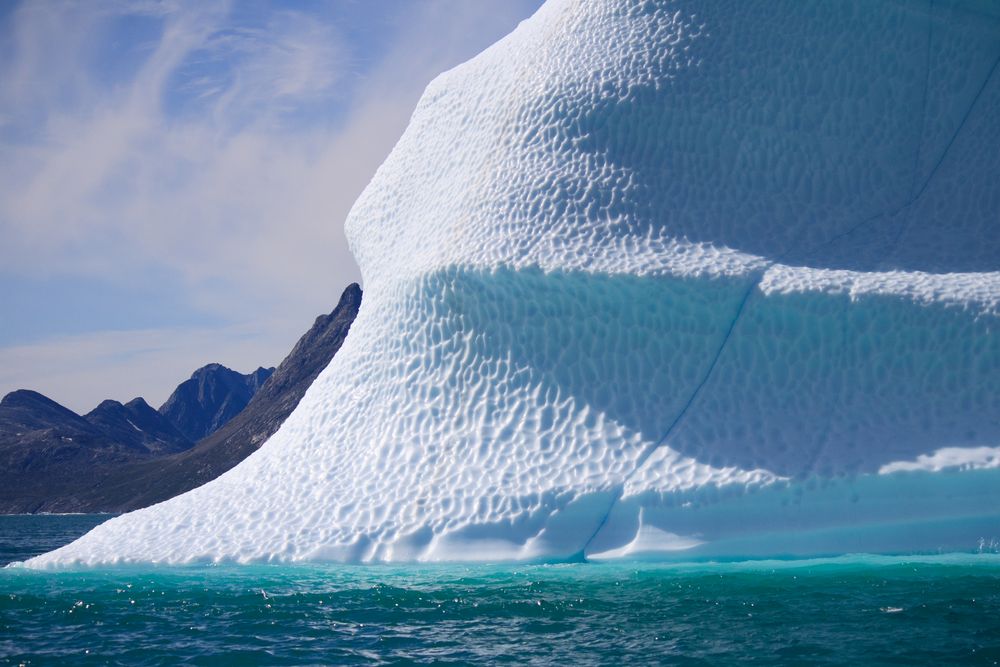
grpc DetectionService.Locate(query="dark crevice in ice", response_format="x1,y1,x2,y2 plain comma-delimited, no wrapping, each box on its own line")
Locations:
580,274,762,557
884,44,1000,264
797,42,1000,270
907,0,935,201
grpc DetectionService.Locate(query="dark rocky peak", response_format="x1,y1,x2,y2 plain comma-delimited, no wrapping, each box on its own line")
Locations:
1,389,49,408
261,283,361,399
77,283,363,511
89,399,124,413
0,391,118,503
186,282,362,465
84,399,133,435
123,398,189,444
84,397,192,455
158,363,275,442
0,283,361,512
124,397,154,412
0,390,94,434
246,367,273,394
336,282,362,310
2,389,79,418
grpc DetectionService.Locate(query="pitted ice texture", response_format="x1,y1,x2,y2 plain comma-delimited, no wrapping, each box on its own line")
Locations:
27,0,1000,567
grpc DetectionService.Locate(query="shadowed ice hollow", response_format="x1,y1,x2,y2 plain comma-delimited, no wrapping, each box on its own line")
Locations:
26,0,1000,566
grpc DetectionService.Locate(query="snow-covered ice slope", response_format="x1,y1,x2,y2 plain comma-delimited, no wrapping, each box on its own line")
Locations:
27,0,1000,567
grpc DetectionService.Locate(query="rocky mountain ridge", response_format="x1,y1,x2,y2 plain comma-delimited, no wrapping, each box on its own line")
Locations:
0,283,361,513
159,364,274,442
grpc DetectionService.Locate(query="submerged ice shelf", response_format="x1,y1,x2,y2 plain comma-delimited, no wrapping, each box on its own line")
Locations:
25,0,1000,567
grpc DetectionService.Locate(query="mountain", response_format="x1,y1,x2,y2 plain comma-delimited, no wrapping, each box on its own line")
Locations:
63,283,362,512
84,398,191,456
158,365,274,442
0,390,106,474
0,389,93,437
162,283,363,485
0,359,278,513
0,391,189,513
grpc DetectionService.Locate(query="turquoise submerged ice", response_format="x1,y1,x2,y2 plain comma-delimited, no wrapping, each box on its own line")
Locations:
26,0,1000,567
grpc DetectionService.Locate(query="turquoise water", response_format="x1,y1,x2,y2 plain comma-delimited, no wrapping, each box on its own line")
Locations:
3,516,1000,665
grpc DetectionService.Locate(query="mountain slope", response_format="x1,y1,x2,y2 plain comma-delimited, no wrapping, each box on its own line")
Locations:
158,365,274,442
0,390,94,436
0,390,106,477
0,392,176,513
1,357,278,514
84,398,192,456
44,283,363,512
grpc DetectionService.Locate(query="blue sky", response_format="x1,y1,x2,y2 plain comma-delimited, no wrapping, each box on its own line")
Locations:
0,0,543,412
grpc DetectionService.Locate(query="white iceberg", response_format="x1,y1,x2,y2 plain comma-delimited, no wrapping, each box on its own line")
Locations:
26,0,1000,567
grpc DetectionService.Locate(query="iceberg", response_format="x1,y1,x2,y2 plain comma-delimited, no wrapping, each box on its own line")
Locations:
26,0,1000,566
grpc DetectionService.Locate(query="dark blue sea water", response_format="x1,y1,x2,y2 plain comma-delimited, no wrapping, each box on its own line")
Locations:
3,515,1000,665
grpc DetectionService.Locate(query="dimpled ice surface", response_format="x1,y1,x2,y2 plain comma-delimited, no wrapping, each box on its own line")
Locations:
24,0,1000,567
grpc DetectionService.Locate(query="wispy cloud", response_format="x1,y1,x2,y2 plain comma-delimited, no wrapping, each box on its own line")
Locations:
0,0,542,409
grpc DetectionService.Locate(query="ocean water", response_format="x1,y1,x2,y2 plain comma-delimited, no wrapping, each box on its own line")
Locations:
3,516,1000,665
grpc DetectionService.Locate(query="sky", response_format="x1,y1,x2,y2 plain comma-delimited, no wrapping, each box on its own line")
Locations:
0,0,544,413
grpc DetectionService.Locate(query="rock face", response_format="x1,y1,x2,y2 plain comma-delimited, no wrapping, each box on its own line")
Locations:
0,365,274,514
1,390,95,441
84,398,191,456
70,283,362,512
0,287,359,514
0,390,106,476
176,283,363,484
28,0,1000,567
158,365,274,442
0,391,192,513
